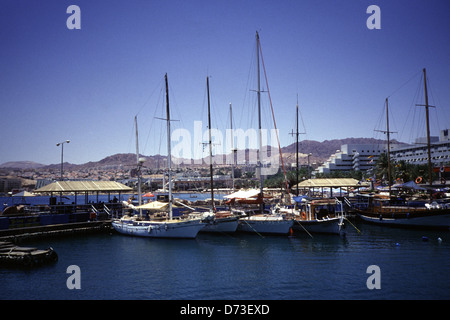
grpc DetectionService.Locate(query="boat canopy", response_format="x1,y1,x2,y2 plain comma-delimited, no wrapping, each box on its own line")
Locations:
224,189,272,200
292,195,310,203
295,178,368,189
223,189,272,205
12,191,36,197
136,201,169,211
392,180,427,191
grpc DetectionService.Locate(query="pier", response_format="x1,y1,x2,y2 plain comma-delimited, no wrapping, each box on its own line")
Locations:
0,220,112,243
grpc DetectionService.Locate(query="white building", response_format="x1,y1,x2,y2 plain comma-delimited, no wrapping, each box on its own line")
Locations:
316,144,387,174
316,129,450,175
391,129,450,166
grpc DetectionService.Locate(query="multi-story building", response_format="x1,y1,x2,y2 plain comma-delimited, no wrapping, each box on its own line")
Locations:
316,144,387,175
0,177,22,193
391,129,450,166
315,129,450,175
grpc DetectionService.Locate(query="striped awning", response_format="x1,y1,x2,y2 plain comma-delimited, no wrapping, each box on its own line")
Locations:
34,180,133,193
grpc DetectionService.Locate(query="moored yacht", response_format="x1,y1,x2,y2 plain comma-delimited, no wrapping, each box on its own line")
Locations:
111,74,205,239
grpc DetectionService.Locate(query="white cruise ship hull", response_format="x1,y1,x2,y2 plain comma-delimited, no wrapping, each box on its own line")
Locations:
112,219,206,239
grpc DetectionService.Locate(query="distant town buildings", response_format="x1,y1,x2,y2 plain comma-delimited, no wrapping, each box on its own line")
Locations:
2,129,450,194
0,177,21,193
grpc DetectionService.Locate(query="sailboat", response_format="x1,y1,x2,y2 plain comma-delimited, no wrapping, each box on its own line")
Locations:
275,104,345,235
231,31,294,235
112,74,206,238
190,76,239,233
354,68,450,230
281,197,345,235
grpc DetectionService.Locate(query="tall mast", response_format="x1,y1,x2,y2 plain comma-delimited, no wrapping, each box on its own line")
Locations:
165,73,173,220
290,96,306,196
135,115,142,218
256,31,264,211
230,103,235,191
207,76,215,212
295,99,299,196
385,98,392,197
423,68,433,187
375,98,396,196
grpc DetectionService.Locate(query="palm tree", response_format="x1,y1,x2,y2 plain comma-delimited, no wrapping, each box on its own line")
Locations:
375,152,394,184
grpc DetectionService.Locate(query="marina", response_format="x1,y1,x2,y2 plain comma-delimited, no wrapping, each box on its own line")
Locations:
1,1,449,303
0,221,449,300
1,180,449,300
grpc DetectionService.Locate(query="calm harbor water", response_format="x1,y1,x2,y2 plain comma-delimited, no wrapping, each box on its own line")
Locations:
1,220,449,300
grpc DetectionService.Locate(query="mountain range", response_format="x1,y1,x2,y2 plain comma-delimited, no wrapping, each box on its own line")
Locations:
1,137,395,170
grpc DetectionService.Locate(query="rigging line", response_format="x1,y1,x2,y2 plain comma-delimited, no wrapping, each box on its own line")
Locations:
136,77,165,117
373,101,386,140
389,106,399,141
413,73,427,143
126,117,137,155
426,76,446,133
386,69,422,99
299,104,307,138
402,74,424,144
258,38,291,202
239,44,256,132
143,85,164,156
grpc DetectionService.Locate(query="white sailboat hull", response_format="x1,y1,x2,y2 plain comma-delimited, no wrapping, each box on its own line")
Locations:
238,216,294,235
293,217,344,235
112,219,206,239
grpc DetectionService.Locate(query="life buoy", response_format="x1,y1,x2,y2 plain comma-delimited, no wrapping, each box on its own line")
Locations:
415,177,422,184
301,211,307,220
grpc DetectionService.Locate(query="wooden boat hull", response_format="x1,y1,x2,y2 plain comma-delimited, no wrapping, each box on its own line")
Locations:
111,219,206,239
357,210,450,230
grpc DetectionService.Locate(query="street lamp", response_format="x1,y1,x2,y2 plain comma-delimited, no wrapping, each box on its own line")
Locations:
56,140,70,180
307,153,312,179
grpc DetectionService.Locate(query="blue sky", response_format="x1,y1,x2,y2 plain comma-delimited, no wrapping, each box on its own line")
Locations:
1,0,449,165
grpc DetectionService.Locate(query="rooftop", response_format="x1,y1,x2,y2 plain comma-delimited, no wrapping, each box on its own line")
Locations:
34,180,133,193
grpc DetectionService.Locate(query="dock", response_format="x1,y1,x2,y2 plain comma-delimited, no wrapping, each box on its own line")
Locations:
0,220,112,243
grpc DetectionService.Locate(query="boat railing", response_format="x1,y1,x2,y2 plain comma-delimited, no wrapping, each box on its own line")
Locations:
343,197,353,208
334,198,346,217
90,204,99,215
103,204,112,216
18,202,123,218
